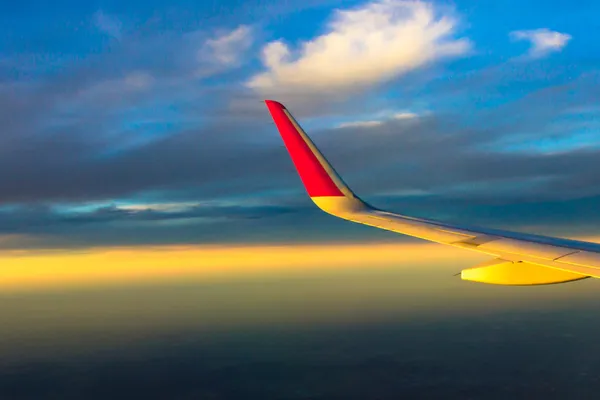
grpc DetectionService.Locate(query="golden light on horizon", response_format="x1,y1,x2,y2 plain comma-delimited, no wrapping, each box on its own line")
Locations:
1,235,600,293
0,242,487,292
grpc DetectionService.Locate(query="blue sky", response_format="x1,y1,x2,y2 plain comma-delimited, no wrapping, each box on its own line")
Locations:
1,0,600,248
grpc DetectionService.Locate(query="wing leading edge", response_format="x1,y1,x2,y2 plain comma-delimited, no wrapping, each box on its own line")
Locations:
265,100,600,285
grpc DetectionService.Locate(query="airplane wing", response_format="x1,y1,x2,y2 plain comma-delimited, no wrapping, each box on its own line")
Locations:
265,99,600,285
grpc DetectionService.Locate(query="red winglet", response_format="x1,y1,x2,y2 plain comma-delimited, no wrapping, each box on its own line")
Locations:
265,100,344,197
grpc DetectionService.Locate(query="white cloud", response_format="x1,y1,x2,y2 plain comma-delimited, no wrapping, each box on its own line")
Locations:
93,11,122,39
392,111,418,120
510,28,571,58
118,202,199,212
337,120,384,129
204,25,253,66
336,109,420,129
248,0,470,93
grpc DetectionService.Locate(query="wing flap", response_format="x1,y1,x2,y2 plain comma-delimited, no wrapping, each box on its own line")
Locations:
555,251,600,268
476,238,578,261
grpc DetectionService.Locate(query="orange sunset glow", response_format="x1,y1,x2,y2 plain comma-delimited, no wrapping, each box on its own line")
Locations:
0,242,489,292
1,237,600,292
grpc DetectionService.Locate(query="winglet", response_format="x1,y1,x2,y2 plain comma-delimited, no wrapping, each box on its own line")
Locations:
265,100,355,199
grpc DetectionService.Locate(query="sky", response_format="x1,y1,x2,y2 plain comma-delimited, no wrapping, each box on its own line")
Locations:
1,0,600,289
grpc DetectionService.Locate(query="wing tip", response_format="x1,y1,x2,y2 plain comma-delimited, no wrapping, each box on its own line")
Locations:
265,99,286,110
